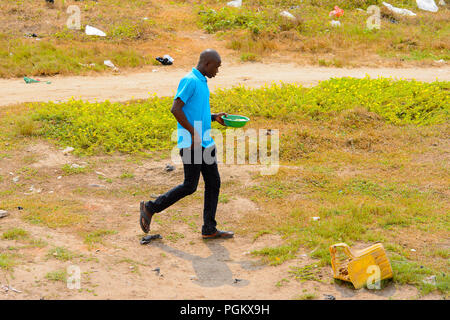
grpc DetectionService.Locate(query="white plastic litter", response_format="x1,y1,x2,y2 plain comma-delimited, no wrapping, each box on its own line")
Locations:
312,217,320,221
104,60,119,71
416,0,439,12
85,25,106,37
438,0,446,5
227,0,242,7
382,2,417,16
280,10,296,20
330,20,341,27
163,55,174,63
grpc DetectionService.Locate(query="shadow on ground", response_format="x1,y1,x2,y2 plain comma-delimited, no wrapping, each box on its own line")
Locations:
150,239,263,287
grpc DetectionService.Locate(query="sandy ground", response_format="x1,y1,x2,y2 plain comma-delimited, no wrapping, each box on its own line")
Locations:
1,64,448,300
0,141,444,300
0,63,449,106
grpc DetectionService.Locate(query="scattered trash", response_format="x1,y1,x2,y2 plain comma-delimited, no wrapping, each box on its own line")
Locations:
227,0,242,8
330,20,341,27
88,184,105,188
280,10,296,21
25,185,42,195
266,129,273,136
312,216,320,221
416,0,439,12
435,59,445,63
104,60,119,72
290,5,300,9
70,163,84,169
233,278,243,284
299,254,308,258
17,206,23,210
0,210,8,218
152,267,161,276
46,0,54,3
24,77,51,84
323,294,336,300
57,176,62,180
62,147,74,154
95,171,106,176
190,275,198,280
156,55,174,66
152,69,158,72
12,176,19,183
382,2,417,16
24,77,40,84
438,0,446,5
25,33,38,38
142,17,149,20
85,25,106,37
410,249,416,252
150,194,159,199
330,243,393,289
140,234,163,245
165,164,175,172
329,6,344,18
1,285,21,293
356,8,365,12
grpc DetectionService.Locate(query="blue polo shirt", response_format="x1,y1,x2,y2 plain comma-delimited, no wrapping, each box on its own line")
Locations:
174,67,214,149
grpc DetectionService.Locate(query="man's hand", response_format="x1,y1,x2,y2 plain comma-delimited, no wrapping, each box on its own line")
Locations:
191,130,202,149
212,112,228,126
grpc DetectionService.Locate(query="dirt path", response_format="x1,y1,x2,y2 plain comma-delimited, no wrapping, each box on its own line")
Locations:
1,63,449,106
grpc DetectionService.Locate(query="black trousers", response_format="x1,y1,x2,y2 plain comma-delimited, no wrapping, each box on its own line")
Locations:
145,145,220,235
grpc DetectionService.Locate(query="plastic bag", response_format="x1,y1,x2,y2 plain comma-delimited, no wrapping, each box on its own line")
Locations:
85,25,106,37
416,0,439,12
382,2,417,16
227,0,242,7
280,10,296,20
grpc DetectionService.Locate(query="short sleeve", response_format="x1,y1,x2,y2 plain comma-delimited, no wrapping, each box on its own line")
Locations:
174,77,196,104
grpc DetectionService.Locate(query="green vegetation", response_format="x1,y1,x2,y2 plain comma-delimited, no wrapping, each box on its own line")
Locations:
0,252,17,271
2,228,29,240
47,247,78,261
82,229,117,248
23,78,449,155
46,269,68,282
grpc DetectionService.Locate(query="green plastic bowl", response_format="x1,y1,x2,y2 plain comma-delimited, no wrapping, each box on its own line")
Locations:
221,114,250,128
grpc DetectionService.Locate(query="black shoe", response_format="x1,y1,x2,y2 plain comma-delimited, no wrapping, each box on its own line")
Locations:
139,201,155,234
202,230,234,239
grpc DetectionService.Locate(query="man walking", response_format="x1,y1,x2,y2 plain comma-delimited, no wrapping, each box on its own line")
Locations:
140,49,234,239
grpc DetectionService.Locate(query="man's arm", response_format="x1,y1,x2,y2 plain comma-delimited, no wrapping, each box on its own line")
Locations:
171,97,201,148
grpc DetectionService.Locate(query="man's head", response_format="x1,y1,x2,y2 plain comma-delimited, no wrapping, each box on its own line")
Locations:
197,49,221,78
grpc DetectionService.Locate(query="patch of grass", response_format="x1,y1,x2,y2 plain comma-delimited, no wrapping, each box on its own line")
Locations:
47,247,77,261
391,254,449,295
1,197,88,229
295,292,317,300
61,164,88,175
45,269,67,282
289,262,325,282
240,52,259,62
166,232,185,243
82,229,117,248
25,78,449,156
2,228,29,240
119,171,135,179
0,252,17,271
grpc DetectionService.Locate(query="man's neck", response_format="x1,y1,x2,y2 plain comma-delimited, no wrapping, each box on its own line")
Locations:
196,65,207,77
